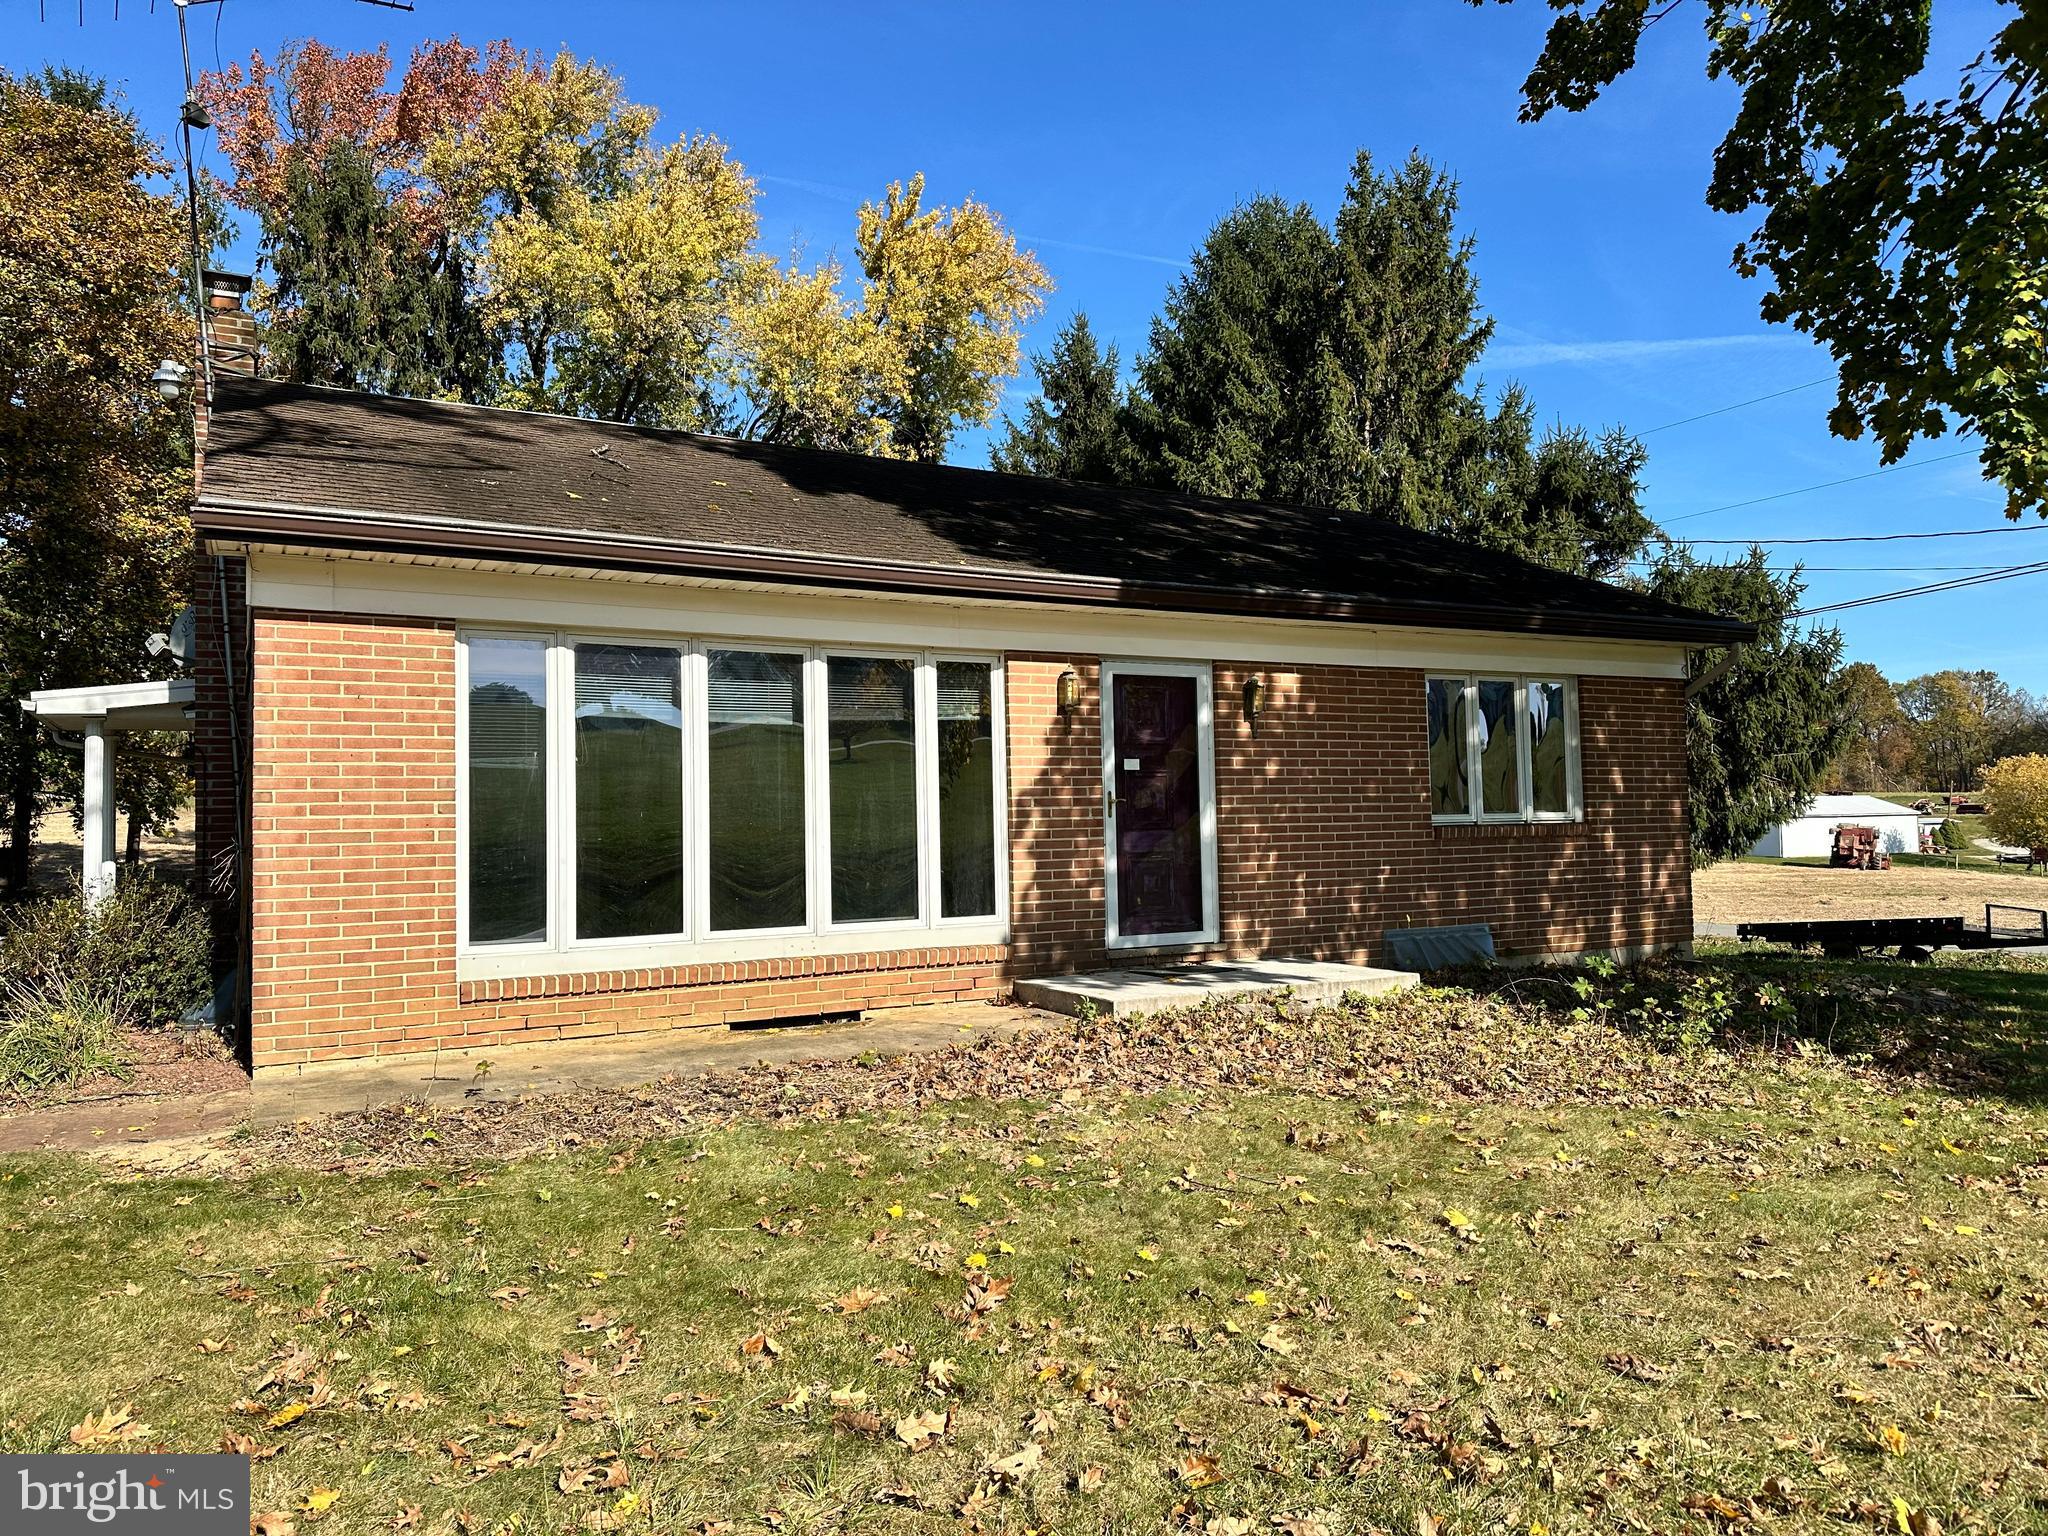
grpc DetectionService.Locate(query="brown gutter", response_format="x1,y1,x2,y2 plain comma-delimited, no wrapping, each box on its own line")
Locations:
192,499,1759,648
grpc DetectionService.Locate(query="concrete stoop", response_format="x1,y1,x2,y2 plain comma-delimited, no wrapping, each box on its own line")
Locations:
1013,957,1419,1020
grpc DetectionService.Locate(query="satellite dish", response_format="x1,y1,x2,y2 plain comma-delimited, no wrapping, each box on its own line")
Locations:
146,608,197,669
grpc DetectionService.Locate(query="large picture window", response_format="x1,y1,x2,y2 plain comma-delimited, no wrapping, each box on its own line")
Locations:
1427,674,1580,825
459,633,1005,962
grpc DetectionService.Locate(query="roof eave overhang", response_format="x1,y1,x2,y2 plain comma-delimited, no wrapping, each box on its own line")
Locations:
193,499,1759,649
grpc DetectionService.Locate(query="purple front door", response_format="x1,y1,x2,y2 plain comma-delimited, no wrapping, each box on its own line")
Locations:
1111,671,1204,938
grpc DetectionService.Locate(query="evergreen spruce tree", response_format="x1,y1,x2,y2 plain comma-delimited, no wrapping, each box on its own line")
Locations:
1641,549,1849,864
989,314,1131,484
998,149,1652,581
266,141,493,401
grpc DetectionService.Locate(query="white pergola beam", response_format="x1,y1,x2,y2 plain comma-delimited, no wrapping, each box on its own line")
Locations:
19,677,194,908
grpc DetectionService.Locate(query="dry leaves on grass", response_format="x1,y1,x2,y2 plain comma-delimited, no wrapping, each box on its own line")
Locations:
68,1404,151,1446
216,988,1762,1173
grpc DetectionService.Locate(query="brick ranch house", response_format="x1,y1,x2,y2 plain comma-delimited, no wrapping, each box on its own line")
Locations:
180,373,1747,1072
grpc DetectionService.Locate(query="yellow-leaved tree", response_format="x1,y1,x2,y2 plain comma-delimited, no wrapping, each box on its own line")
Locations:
734,177,1051,460
427,55,1047,449
213,40,1050,454
1982,755,2048,858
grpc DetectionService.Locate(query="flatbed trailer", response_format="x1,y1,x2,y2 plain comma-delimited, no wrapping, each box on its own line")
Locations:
1737,904,2048,959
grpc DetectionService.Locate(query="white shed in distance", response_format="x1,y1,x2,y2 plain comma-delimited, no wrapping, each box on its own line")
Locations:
1747,793,1940,860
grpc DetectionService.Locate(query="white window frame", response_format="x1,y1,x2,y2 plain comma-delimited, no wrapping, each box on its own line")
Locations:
696,641,814,941
928,652,1010,932
456,628,1009,977
453,629,559,959
819,646,929,933
1427,673,1582,827
1100,658,1220,951
563,633,692,950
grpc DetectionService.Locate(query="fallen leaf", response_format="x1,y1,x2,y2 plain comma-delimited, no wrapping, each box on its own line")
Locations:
986,1441,1042,1487
895,1408,949,1453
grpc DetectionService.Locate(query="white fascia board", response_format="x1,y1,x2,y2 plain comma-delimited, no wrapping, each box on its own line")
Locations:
23,677,195,731
243,550,1691,680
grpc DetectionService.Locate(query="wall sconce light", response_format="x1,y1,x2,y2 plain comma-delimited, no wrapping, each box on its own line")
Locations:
1243,674,1267,735
1056,668,1081,720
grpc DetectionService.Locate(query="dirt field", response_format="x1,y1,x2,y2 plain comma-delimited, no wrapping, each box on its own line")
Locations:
1695,858,2048,924
8,806,194,894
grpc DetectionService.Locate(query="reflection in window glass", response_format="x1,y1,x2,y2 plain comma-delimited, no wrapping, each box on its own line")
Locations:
1427,678,1470,817
467,637,550,944
936,662,997,918
828,657,919,923
574,645,684,940
707,650,807,931
1477,679,1521,815
1529,681,1570,814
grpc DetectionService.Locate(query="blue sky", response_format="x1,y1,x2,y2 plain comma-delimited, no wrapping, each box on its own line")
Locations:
11,0,2043,688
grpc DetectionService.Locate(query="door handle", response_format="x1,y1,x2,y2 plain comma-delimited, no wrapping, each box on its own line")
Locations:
1104,787,1116,819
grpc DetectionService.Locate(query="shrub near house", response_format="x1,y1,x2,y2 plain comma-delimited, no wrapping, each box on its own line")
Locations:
0,881,211,1093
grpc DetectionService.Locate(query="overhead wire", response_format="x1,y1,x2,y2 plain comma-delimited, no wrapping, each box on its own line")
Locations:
1663,448,1979,524
1793,560,2048,617
1639,376,1832,435
1679,524,2047,545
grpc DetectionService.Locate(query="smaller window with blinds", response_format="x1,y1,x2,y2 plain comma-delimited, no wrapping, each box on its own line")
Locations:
1426,675,1580,825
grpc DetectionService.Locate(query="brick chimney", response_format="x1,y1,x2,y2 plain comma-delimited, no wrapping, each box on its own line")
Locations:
191,269,256,464
202,270,258,375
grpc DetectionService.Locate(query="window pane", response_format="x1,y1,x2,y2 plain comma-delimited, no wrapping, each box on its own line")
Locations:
937,662,997,918
707,649,807,931
574,644,683,940
828,657,918,923
466,637,549,945
1426,679,1470,817
1477,678,1522,816
1529,681,1570,815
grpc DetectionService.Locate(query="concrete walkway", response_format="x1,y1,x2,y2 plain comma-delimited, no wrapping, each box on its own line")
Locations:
0,1000,1053,1155
1016,957,1417,1019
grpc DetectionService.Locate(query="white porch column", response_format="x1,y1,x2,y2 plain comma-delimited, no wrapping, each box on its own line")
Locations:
81,720,117,909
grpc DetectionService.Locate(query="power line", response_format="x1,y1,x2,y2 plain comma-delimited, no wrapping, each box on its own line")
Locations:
1678,523,2048,546
1640,376,1833,435
1664,447,1980,524
1794,560,2048,617
1628,562,2021,573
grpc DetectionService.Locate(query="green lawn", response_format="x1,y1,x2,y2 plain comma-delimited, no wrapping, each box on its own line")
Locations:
4,949,2046,1533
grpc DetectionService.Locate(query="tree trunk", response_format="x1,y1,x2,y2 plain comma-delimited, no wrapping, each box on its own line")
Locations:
124,801,142,866
4,713,36,897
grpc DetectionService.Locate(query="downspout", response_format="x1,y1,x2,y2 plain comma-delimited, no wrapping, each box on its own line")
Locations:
215,552,251,1057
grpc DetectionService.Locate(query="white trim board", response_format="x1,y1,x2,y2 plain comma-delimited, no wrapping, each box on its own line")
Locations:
245,553,1691,680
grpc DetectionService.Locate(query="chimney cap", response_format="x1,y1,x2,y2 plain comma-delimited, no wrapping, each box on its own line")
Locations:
202,269,253,297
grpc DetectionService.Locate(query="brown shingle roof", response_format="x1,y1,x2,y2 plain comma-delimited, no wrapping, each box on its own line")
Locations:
195,376,1751,646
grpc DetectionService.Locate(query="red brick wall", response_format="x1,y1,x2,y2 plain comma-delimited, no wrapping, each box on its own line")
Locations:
245,611,1004,1070
237,612,1691,1070
1000,658,1692,976
1004,655,1106,973
1206,664,1692,963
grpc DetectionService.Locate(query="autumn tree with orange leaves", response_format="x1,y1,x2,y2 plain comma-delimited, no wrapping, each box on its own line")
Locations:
199,37,1048,454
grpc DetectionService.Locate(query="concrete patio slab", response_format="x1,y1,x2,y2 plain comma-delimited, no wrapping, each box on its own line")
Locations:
1014,957,1419,1019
